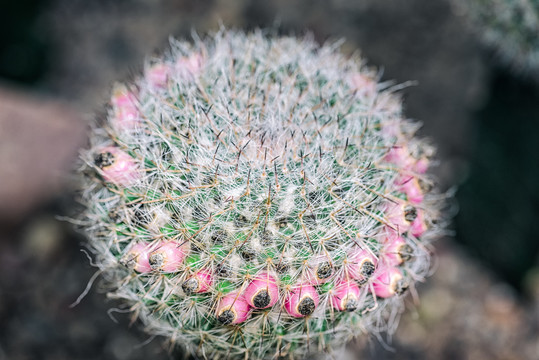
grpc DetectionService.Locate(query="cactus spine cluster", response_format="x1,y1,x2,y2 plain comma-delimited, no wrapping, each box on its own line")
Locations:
79,29,443,359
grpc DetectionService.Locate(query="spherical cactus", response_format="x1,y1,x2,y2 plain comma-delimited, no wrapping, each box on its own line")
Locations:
453,0,539,79
78,29,444,359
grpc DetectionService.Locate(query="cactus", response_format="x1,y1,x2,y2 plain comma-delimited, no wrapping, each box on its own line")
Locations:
78,29,443,359
453,0,539,79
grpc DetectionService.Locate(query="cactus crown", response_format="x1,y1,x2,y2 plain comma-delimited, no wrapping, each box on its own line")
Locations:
79,29,442,359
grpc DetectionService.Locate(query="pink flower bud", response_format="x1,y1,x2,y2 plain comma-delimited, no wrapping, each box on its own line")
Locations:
331,280,362,312
111,85,140,130
413,157,429,174
384,146,414,169
120,242,154,273
146,63,170,88
175,53,204,81
382,233,412,266
373,266,408,298
284,284,319,318
94,147,140,186
306,256,334,285
348,72,377,98
216,292,251,325
182,269,213,294
384,202,417,234
410,209,428,238
148,241,188,272
346,248,377,282
244,271,279,309
400,177,424,205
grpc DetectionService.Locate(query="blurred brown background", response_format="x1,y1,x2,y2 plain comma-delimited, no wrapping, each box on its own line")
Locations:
0,0,538,359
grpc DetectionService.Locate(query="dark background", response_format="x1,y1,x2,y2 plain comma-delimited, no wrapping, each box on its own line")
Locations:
1,0,538,359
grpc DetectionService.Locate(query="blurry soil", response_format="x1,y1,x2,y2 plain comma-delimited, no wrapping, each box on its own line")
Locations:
0,87,85,224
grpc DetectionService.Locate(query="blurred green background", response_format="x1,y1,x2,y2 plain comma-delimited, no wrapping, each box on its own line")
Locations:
1,1,538,359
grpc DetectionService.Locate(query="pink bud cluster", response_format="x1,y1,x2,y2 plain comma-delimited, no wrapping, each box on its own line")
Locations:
108,53,205,132
210,242,413,324
120,234,414,325
121,240,189,273
383,142,431,240
365,137,434,298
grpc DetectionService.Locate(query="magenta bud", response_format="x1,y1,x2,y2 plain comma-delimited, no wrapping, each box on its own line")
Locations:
148,241,188,272
182,269,213,294
331,280,362,312
216,292,251,325
400,177,424,205
111,85,140,129
94,147,140,186
410,209,428,238
382,234,412,266
244,271,279,309
146,63,170,88
175,53,204,80
384,202,417,234
121,242,154,273
284,284,319,318
373,266,408,298
347,248,377,281
384,146,414,169
413,157,429,174
348,72,377,98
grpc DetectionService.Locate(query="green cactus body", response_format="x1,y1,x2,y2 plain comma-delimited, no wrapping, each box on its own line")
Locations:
79,29,442,359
